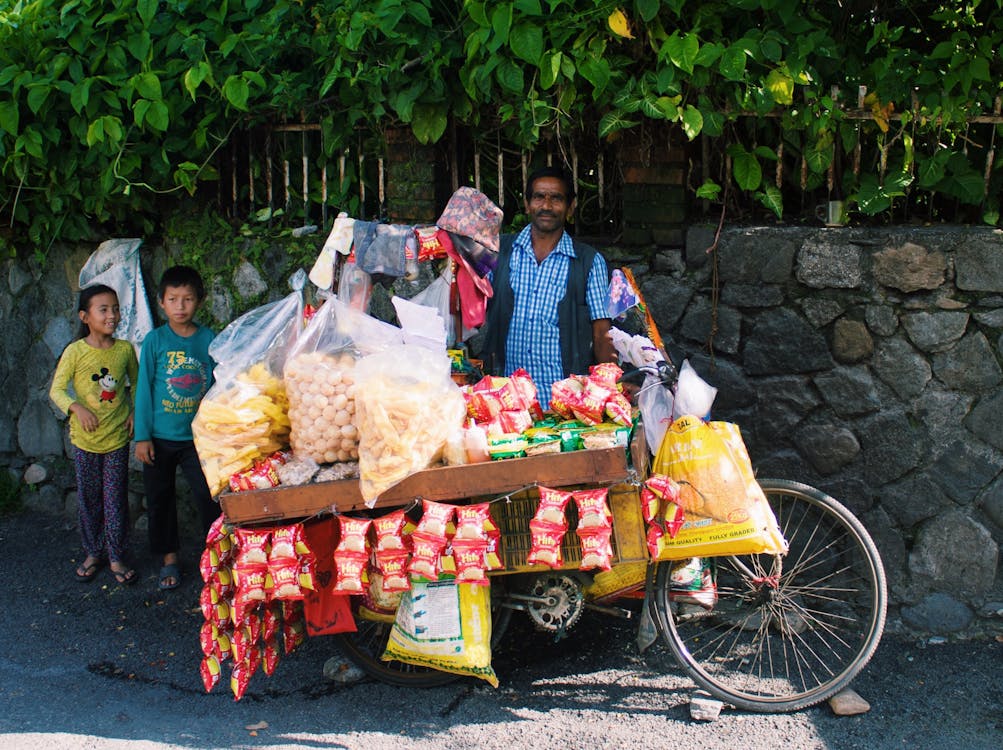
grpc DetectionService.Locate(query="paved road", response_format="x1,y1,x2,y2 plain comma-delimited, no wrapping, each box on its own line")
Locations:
1,511,1000,750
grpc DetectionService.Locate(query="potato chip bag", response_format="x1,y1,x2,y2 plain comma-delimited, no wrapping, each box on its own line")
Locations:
201,654,221,693
282,601,307,654
416,500,455,540
262,600,281,641
573,488,612,529
534,486,572,527
408,530,447,581
335,516,372,555
550,376,586,419
201,584,231,630
453,539,489,585
200,620,221,659
269,557,304,600
527,519,566,568
605,392,632,426
373,508,408,552
262,636,281,676
333,552,368,593
235,528,271,566
454,503,492,542
577,526,613,571
589,362,623,388
375,551,411,592
269,525,305,560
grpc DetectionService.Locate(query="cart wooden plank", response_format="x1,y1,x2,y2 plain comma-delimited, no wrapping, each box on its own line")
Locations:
220,444,634,525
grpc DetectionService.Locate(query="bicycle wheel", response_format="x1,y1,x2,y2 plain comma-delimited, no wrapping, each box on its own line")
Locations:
652,478,887,712
333,580,513,687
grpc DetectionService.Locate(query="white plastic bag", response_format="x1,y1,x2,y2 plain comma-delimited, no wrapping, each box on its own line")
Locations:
639,374,674,455
672,359,717,420
78,238,154,351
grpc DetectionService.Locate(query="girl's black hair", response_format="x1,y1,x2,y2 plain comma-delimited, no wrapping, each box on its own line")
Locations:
76,284,119,339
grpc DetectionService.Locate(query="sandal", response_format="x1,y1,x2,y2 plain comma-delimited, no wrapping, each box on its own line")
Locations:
158,562,181,591
75,558,104,583
111,566,138,586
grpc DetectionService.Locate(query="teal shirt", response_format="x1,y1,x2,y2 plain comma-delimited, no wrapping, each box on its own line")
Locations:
134,324,215,442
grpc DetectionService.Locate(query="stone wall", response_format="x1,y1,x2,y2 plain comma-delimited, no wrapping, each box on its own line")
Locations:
3,225,1001,636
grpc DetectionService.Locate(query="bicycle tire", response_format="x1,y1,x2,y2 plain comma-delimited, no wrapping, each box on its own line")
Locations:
333,581,513,687
652,478,887,713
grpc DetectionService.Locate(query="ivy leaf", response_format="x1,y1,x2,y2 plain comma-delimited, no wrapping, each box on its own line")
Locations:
637,0,660,22
680,104,703,139
491,5,513,44
598,111,638,139
664,31,699,73
853,175,891,215
765,66,794,105
514,0,542,14
102,115,123,143
539,50,562,90
127,31,152,63
729,146,762,191
757,185,784,218
133,98,151,127
137,0,158,27
134,72,162,101
608,9,634,39
222,75,250,111
0,100,19,134
26,84,51,115
86,118,105,146
145,100,169,131
70,79,92,114
578,56,611,96
495,59,524,94
917,150,950,189
16,128,44,158
719,45,747,80
184,62,211,101
510,24,543,65
695,179,722,200
411,103,447,144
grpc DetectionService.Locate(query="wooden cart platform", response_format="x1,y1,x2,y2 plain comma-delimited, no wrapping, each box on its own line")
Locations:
220,432,647,526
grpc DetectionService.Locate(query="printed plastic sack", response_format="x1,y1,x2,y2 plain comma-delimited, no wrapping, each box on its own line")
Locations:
78,238,154,352
382,579,498,687
651,416,787,559
192,274,305,495
284,295,403,464
354,344,466,506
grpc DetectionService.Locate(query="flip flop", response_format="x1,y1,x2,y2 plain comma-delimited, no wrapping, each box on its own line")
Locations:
75,559,104,583
158,563,181,591
112,567,138,586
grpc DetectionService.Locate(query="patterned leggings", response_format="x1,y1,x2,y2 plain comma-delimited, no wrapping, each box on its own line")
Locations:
74,445,130,563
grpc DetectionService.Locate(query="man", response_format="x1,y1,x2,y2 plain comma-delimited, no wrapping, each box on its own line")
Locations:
481,166,616,410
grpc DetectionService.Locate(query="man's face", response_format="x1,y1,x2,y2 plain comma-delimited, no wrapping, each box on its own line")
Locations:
525,176,573,234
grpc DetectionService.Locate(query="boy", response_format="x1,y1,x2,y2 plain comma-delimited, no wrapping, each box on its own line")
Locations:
134,266,216,591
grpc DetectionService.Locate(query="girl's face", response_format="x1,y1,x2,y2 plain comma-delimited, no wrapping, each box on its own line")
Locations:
80,291,121,337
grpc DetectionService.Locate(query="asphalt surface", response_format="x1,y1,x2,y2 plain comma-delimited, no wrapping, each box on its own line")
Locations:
1,509,1001,750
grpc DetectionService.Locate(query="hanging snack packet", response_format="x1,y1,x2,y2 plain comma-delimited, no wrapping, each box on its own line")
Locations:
335,516,372,555
408,531,448,580
269,557,304,600
270,524,309,560
262,600,282,642
233,564,268,623
333,553,368,593
235,528,271,566
282,601,307,654
375,551,411,592
453,539,489,584
200,546,221,582
534,486,572,527
574,488,613,529
416,500,455,539
578,526,614,571
527,519,566,568
373,508,409,552
201,654,221,693
200,620,223,660
261,636,281,676
454,503,492,541
201,584,231,630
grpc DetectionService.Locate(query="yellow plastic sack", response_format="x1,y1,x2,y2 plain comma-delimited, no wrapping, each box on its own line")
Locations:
382,579,498,687
651,416,787,560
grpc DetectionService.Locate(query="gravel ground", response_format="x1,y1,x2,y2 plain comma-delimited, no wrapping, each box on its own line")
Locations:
1,510,1000,750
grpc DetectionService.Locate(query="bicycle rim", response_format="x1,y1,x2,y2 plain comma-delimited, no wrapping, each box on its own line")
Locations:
653,478,887,712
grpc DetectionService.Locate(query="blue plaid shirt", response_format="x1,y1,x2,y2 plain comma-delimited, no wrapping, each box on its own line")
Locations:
498,225,609,410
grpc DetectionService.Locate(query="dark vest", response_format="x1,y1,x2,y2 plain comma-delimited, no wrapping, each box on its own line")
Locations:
482,233,603,378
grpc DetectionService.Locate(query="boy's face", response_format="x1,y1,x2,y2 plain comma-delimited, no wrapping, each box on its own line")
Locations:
159,284,200,327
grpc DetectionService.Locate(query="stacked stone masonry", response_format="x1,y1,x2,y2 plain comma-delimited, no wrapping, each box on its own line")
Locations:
3,225,1001,636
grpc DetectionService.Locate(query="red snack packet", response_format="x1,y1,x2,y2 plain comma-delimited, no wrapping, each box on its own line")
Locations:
335,516,372,555
298,554,316,592
205,514,229,548
549,375,586,418
230,651,259,701
200,654,221,693
216,628,233,662
572,380,613,426
589,362,624,388
484,523,504,570
230,624,253,664
270,524,308,560
373,509,408,553
211,566,236,599
282,601,307,655
229,458,280,492
578,526,613,571
200,620,221,659
527,519,566,568
233,564,268,623
508,368,545,421
645,474,681,503
416,225,447,261
407,530,447,580
453,539,490,585
200,546,220,583
235,528,271,565
269,557,304,600
416,500,455,540
497,409,533,434
534,486,573,527
374,551,411,592
573,488,612,530
201,584,232,630
454,503,492,542
333,552,368,593
262,601,281,642
261,636,281,676
605,392,632,426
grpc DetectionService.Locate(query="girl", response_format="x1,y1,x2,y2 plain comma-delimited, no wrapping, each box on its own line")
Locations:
50,284,140,585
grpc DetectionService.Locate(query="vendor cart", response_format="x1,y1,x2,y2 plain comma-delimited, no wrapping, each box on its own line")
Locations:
218,427,887,714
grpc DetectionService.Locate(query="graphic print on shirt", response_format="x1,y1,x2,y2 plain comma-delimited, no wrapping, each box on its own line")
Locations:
91,368,119,403
163,350,208,415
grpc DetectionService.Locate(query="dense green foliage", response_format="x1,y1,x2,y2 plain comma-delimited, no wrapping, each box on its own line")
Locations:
0,0,1001,253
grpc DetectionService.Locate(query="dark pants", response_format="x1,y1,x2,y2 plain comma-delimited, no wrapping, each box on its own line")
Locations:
143,438,218,556
74,445,130,563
